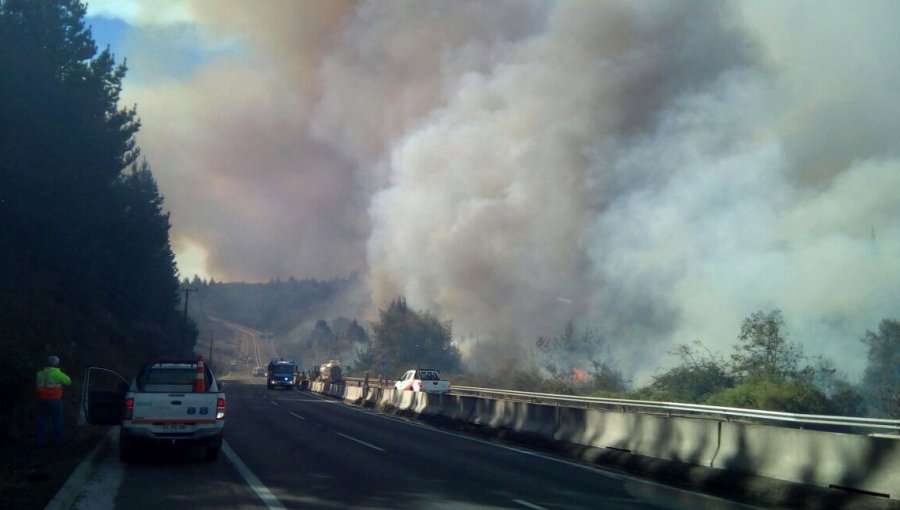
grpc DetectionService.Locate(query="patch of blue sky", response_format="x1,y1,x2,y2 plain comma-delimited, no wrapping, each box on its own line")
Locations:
86,16,128,56
86,16,243,85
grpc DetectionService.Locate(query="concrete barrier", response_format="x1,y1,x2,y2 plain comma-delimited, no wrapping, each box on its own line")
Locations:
576,409,722,467
312,385,900,502
714,421,900,498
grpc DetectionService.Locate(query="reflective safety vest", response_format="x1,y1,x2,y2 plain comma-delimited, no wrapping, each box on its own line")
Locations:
36,367,71,400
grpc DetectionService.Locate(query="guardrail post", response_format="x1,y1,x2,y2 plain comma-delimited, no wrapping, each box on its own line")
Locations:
363,371,369,401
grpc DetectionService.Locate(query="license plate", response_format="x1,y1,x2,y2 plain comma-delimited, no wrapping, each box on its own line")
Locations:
161,423,187,432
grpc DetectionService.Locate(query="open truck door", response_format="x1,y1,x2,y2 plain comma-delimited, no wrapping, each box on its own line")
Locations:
81,367,129,426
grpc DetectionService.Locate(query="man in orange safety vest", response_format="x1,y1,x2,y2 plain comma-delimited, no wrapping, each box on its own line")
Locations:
35,355,71,446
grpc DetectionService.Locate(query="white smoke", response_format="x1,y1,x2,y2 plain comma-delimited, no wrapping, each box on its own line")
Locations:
339,1,900,381
115,0,900,383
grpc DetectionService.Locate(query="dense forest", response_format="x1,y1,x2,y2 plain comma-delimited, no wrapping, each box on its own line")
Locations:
0,0,191,444
184,275,360,334
184,275,371,370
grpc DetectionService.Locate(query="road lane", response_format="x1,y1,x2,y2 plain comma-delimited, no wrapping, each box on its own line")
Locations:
73,429,267,510
226,374,761,509
72,367,760,510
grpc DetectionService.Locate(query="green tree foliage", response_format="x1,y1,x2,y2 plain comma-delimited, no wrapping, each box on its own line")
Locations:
188,276,355,333
339,318,369,345
703,310,837,413
107,161,180,322
1,0,140,290
0,0,184,442
705,378,832,414
648,341,733,403
860,319,900,418
291,317,370,370
641,311,862,415
731,310,804,380
308,320,334,348
0,0,177,321
359,298,461,373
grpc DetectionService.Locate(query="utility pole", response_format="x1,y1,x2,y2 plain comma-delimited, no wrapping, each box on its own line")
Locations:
208,331,215,365
180,287,197,356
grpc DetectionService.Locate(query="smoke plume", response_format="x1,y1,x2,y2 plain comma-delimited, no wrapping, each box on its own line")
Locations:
109,0,900,382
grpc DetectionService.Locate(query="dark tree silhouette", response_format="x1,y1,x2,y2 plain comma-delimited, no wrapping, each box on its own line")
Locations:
0,0,184,444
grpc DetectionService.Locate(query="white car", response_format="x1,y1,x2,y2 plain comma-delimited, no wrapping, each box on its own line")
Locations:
394,368,450,394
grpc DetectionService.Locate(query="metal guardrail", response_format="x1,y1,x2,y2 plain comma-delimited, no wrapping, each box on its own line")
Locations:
343,377,900,434
450,385,900,433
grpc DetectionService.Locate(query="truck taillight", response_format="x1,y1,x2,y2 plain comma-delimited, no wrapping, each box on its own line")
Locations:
217,397,226,420
124,397,134,420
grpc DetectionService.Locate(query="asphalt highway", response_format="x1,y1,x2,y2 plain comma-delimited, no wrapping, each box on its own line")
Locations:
218,371,761,509
72,370,762,509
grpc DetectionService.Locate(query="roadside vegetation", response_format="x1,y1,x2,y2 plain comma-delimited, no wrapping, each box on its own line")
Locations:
192,271,898,418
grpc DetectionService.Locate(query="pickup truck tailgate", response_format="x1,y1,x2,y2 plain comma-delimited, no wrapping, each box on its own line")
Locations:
420,380,450,392
132,392,219,423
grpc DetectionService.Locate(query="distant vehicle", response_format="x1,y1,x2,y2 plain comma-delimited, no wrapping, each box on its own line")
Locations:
229,360,239,369
394,368,450,394
82,359,226,462
267,359,297,389
318,360,343,383
252,366,266,377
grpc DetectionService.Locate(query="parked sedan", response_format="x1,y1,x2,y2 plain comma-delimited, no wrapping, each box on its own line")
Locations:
394,368,450,394
252,367,266,377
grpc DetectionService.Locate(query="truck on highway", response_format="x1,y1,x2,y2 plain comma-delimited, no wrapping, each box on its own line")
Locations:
267,358,297,389
317,360,343,383
82,358,226,462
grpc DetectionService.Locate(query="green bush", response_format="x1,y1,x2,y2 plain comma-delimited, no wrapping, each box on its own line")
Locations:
705,377,832,414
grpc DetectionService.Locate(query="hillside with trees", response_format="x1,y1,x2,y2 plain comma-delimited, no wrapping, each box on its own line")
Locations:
184,275,361,333
185,276,370,371
0,0,190,445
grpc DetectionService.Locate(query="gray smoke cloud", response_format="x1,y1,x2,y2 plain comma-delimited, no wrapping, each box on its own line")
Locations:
113,0,900,382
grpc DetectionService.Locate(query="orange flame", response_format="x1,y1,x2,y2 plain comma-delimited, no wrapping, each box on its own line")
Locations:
572,367,587,383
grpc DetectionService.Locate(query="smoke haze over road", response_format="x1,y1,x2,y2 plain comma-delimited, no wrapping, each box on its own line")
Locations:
88,0,900,381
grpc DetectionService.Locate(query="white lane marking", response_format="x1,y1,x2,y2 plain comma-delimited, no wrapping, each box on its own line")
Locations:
306,391,626,480
335,432,385,452
305,392,760,509
222,441,287,510
269,400,279,406
289,411,306,420
513,500,548,510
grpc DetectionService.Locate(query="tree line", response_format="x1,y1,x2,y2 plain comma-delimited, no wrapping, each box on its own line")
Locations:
0,0,188,444
358,300,897,418
633,310,898,417
215,279,895,418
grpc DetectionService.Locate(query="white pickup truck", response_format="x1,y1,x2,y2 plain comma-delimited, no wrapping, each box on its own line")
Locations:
393,368,451,394
83,359,226,462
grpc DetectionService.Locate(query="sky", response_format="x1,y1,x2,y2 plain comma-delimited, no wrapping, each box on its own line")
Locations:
84,0,900,383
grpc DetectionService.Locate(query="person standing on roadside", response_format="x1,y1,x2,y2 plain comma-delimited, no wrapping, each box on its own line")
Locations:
35,355,71,446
